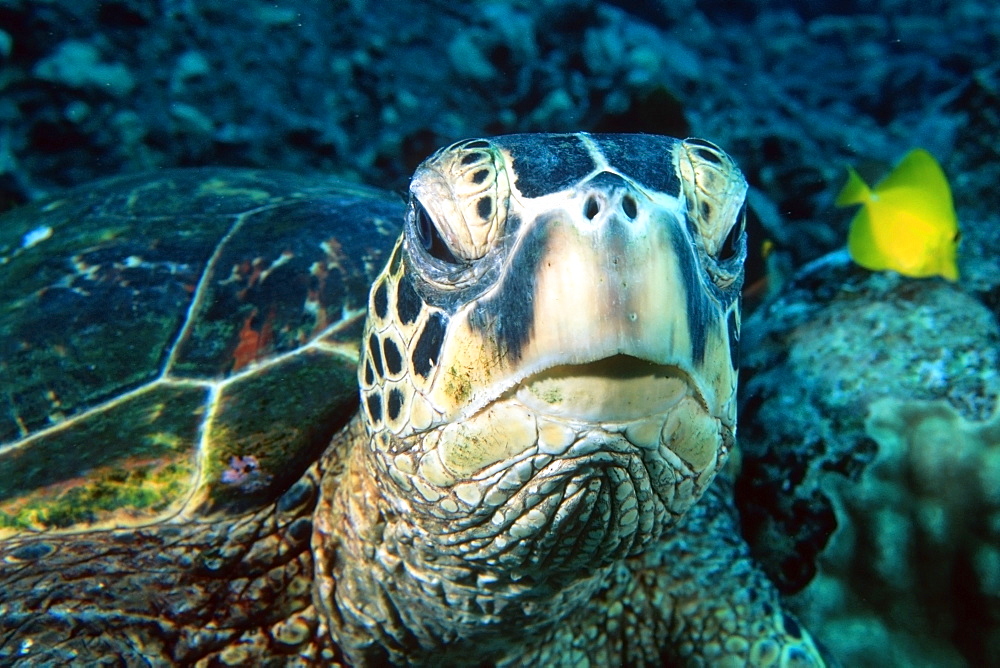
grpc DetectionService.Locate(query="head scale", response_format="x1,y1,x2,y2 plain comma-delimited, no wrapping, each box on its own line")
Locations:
358,132,747,575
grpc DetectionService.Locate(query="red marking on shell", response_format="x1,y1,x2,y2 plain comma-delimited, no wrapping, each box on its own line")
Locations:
322,237,346,272
232,308,275,371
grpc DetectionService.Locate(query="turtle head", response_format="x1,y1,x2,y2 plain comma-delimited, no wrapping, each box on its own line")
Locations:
358,133,747,575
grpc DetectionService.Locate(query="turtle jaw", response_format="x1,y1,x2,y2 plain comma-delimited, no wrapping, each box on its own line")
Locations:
513,355,700,423
399,350,732,572
399,370,733,578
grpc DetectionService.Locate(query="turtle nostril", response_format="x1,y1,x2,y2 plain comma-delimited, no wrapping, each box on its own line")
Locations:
621,195,637,220
584,196,600,220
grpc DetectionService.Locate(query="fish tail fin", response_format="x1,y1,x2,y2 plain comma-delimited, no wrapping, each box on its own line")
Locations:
835,166,871,207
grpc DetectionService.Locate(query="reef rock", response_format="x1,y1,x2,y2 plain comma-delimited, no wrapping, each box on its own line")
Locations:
738,250,1000,667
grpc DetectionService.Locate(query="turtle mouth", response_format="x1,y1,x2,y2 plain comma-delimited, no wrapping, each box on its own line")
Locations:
514,354,698,422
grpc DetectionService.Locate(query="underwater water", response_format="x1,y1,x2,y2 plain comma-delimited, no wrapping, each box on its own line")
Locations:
0,0,999,666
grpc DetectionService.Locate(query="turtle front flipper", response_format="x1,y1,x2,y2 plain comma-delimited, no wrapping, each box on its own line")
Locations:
0,466,331,666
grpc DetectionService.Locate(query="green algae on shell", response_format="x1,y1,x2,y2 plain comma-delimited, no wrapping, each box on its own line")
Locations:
0,168,401,536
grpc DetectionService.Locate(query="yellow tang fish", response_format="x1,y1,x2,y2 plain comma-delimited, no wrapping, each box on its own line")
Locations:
835,148,960,281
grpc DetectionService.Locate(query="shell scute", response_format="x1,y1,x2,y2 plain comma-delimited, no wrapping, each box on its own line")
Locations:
0,168,402,536
0,383,206,534
197,348,358,514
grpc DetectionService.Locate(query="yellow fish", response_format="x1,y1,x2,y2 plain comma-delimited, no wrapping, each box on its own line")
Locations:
835,148,960,281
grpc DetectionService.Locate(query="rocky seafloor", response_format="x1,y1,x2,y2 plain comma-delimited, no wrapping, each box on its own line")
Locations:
2,0,999,665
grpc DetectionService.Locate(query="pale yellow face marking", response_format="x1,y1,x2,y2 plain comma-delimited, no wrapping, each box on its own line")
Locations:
357,134,746,537
516,357,689,422
437,401,537,478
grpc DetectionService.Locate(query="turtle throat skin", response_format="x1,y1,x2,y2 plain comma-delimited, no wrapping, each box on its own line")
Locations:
314,134,748,665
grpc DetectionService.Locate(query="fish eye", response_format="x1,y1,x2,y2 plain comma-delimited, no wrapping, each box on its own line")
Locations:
412,199,461,264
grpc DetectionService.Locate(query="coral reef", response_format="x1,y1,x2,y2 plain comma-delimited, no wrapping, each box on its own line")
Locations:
1,1,998,284
738,251,1000,666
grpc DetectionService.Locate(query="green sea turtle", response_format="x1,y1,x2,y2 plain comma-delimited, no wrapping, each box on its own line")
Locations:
0,134,826,666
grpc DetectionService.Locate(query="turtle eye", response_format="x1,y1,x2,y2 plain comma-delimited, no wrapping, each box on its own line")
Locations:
677,138,748,262
412,199,461,264
717,202,746,263
408,138,511,263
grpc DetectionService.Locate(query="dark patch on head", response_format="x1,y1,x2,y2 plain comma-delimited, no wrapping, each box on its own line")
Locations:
492,134,596,198
372,280,389,320
782,613,802,639
477,196,493,220
461,152,481,165
727,307,740,372
467,214,551,361
366,392,382,424
585,170,633,191
395,274,422,325
387,387,404,421
463,139,491,149
364,361,375,386
388,243,402,275
368,332,384,378
382,336,403,376
590,134,681,197
669,220,711,364
412,311,448,378
472,169,489,184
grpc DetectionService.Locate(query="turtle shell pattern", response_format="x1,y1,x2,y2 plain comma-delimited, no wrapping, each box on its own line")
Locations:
0,169,400,536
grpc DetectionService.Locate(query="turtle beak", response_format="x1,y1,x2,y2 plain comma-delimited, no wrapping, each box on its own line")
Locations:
513,355,696,422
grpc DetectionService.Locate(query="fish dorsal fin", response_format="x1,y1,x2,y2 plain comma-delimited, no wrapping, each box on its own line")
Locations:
874,149,955,225
835,166,871,207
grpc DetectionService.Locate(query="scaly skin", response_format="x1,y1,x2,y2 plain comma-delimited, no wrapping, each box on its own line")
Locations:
315,416,824,667
0,465,333,666
512,474,826,668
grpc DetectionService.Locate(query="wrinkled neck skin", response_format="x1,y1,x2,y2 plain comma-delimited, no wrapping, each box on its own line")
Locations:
314,394,724,667
308,134,747,665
